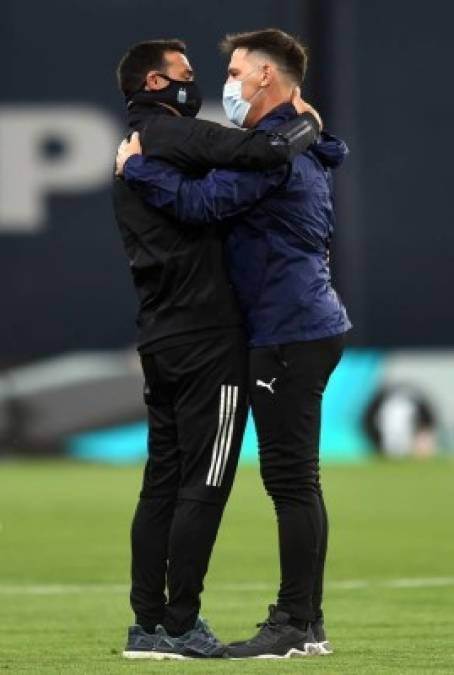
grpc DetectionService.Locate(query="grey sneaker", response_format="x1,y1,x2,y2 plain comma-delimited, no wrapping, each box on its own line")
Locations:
122,624,185,660
311,617,334,655
183,617,225,658
122,617,225,660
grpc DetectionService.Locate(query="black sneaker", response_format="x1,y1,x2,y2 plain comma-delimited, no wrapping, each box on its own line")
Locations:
122,617,225,660
225,605,320,659
311,616,333,655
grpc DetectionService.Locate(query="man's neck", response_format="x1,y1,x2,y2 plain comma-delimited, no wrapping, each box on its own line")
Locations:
246,85,293,128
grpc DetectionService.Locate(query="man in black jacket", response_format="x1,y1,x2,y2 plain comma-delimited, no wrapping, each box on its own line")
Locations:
113,39,320,660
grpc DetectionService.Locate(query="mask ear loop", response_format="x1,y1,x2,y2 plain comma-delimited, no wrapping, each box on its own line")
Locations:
127,72,174,102
154,73,173,85
241,64,268,105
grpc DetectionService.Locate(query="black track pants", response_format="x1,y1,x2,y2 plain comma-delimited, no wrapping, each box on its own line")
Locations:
131,330,248,636
249,334,345,625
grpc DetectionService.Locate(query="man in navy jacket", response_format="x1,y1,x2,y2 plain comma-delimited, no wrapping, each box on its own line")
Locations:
118,29,351,659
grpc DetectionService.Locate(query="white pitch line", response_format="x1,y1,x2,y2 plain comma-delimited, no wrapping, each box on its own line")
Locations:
0,584,128,595
0,577,454,595
385,577,454,589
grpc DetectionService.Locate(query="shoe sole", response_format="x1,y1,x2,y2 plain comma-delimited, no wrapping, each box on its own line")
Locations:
317,641,334,655
122,650,190,660
228,643,321,660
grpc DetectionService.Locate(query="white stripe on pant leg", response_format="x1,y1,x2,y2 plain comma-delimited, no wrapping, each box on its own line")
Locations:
217,385,239,487
213,385,234,486
213,385,236,486
206,385,226,486
212,385,233,486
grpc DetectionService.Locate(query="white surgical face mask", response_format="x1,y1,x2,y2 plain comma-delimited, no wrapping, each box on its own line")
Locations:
222,67,262,127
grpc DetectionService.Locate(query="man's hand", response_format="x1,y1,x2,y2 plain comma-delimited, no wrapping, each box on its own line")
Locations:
116,131,142,176
291,87,323,131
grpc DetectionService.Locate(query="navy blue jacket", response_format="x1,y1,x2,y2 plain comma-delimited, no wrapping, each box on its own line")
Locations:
124,103,352,346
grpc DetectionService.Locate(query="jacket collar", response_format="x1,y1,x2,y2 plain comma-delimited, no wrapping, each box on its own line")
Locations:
254,102,297,132
126,92,176,131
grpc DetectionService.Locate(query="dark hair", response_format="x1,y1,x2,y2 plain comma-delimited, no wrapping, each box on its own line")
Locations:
116,39,186,96
220,28,307,84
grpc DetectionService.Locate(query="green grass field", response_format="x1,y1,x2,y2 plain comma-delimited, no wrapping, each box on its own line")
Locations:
1,459,453,674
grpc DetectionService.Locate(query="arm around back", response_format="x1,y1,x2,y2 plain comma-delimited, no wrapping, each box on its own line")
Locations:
124,155,289,226
140,112,319,174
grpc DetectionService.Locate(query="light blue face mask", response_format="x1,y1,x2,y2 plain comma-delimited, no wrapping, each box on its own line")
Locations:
222,67,263,127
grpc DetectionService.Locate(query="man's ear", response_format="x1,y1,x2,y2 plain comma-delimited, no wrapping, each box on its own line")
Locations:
261,63,273,87
144,71,162,91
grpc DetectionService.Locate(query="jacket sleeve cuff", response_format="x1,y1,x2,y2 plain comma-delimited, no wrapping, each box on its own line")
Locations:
268,112,320,160
123,154,144,182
